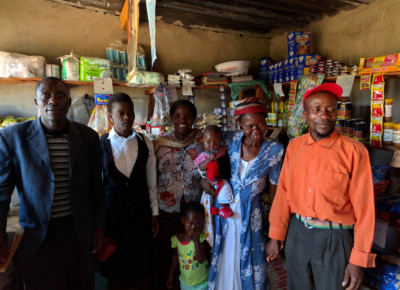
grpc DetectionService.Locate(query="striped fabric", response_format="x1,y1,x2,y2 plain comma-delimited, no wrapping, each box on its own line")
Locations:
233,97,268,118
45,134,72,218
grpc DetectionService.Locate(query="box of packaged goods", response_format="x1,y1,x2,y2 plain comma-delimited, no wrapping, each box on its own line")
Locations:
283,59,290,82
289,57,298,81
359,53,400,74
268,64,275,84
287,31,311,58
297,54,321,77
273,63,279,84
80,57,111,81
259,58,269,80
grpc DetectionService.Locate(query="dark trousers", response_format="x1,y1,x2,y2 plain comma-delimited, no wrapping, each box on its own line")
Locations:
285,215,353,290
18,215,94,290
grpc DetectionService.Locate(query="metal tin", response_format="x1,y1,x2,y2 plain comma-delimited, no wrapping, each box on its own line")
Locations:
336,120,345,134
353,121,366,140
337,102,352,119
344,119,355,136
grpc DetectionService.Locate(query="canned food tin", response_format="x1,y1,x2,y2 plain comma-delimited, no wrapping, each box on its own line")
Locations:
343,119,355,136
337,102,352,119
353,121,366,140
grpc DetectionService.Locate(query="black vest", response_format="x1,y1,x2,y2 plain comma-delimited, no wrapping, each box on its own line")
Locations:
101,133,151,218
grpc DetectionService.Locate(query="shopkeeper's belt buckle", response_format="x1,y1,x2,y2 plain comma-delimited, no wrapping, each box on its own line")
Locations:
303,217,314,229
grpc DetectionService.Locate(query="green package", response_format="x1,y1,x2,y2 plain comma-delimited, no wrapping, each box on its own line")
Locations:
79,57,111,81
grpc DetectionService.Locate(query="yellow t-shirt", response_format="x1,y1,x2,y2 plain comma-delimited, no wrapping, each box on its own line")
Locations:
171,233,209,286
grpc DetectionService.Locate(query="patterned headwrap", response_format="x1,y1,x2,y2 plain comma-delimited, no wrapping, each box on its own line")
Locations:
233,97,268,118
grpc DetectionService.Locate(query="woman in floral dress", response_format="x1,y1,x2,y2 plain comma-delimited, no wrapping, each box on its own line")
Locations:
152,100,203,290
202,98,284,290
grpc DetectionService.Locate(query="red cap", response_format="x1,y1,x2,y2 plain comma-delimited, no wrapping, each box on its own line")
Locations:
302,83,343,108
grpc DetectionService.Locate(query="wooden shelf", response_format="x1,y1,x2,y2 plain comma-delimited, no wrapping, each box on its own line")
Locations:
270,72,400,87
362,141,400,152
0,77,155,88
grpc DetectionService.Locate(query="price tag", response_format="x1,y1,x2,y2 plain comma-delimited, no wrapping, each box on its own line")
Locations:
93,78,113,94
336,75,355,97
182,86,193,96
273,83,284,97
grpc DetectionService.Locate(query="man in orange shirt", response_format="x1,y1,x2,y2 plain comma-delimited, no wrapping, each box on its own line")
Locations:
267,83,376,290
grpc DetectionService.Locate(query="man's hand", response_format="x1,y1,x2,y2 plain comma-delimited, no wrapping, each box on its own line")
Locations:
201,178,216,196
91,227,105,254
152,216,159,238
266,239,284,262
0,232,9,264
342,263,363,290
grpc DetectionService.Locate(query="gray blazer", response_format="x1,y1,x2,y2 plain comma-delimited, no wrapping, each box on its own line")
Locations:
0,118,105,259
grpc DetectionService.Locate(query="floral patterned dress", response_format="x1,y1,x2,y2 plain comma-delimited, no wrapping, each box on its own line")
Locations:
156,129,204,213
208,131,284,290
153,129,204,290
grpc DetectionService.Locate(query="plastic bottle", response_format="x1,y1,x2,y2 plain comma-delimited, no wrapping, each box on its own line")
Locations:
393,122,400,148
268,94,279,127
277,97,285,127
383,122,393,145
384,99,393,122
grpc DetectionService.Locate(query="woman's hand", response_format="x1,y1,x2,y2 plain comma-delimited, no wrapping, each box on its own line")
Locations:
152,216,159,238
201,178,216,196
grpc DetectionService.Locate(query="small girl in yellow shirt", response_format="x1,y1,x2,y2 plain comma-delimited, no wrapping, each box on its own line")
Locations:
167,202,210,290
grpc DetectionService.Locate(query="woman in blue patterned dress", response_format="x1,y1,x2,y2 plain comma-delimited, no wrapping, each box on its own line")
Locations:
202,97,284,290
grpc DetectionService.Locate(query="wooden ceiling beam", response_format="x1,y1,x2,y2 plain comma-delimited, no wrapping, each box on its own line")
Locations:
154,0,306,27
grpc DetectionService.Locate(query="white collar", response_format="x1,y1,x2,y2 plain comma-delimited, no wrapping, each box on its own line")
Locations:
108,127,137,140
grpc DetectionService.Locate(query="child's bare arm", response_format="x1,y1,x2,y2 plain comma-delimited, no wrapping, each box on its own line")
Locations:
167,249,179,289
192,230,208,264
198,153,217,171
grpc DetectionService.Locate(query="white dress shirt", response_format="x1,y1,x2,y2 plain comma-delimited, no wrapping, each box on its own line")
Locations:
108,127,159,216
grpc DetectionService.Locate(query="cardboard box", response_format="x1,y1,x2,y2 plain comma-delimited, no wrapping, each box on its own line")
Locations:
288,31,311,58
297,54,321,67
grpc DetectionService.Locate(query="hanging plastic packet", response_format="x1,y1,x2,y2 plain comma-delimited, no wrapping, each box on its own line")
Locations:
151,83,170,126
126,0,140,82
87,78,114,136
287,75,324,138
370,74,385,148
360,74,371,90
288,80,298,116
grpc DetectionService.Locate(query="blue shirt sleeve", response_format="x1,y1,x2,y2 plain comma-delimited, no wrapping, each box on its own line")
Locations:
268,142,284,185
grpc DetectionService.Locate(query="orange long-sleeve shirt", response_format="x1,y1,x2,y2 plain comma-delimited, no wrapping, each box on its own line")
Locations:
269,130,376,268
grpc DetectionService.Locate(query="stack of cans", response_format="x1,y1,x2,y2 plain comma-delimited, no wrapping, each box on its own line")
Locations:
317,61,327,75
351,65,359,75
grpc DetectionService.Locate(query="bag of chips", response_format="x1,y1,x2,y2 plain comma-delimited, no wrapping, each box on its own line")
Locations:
287,75,324,139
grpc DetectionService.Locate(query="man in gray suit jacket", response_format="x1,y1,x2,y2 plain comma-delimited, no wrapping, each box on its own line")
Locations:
0,77,106,289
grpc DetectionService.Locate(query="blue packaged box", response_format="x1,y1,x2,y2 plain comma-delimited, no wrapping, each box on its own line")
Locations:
290,70,297,81
259,58,269,80
277,62,283,75
283,59,290,82
268,64,274,84
288,31,311,58
297,54,321,67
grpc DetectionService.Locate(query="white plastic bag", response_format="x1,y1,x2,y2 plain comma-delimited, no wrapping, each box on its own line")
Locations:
0,51,45,78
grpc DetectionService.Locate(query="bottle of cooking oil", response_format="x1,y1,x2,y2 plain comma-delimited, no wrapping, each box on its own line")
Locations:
277,96,285,128
268,94,279,127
